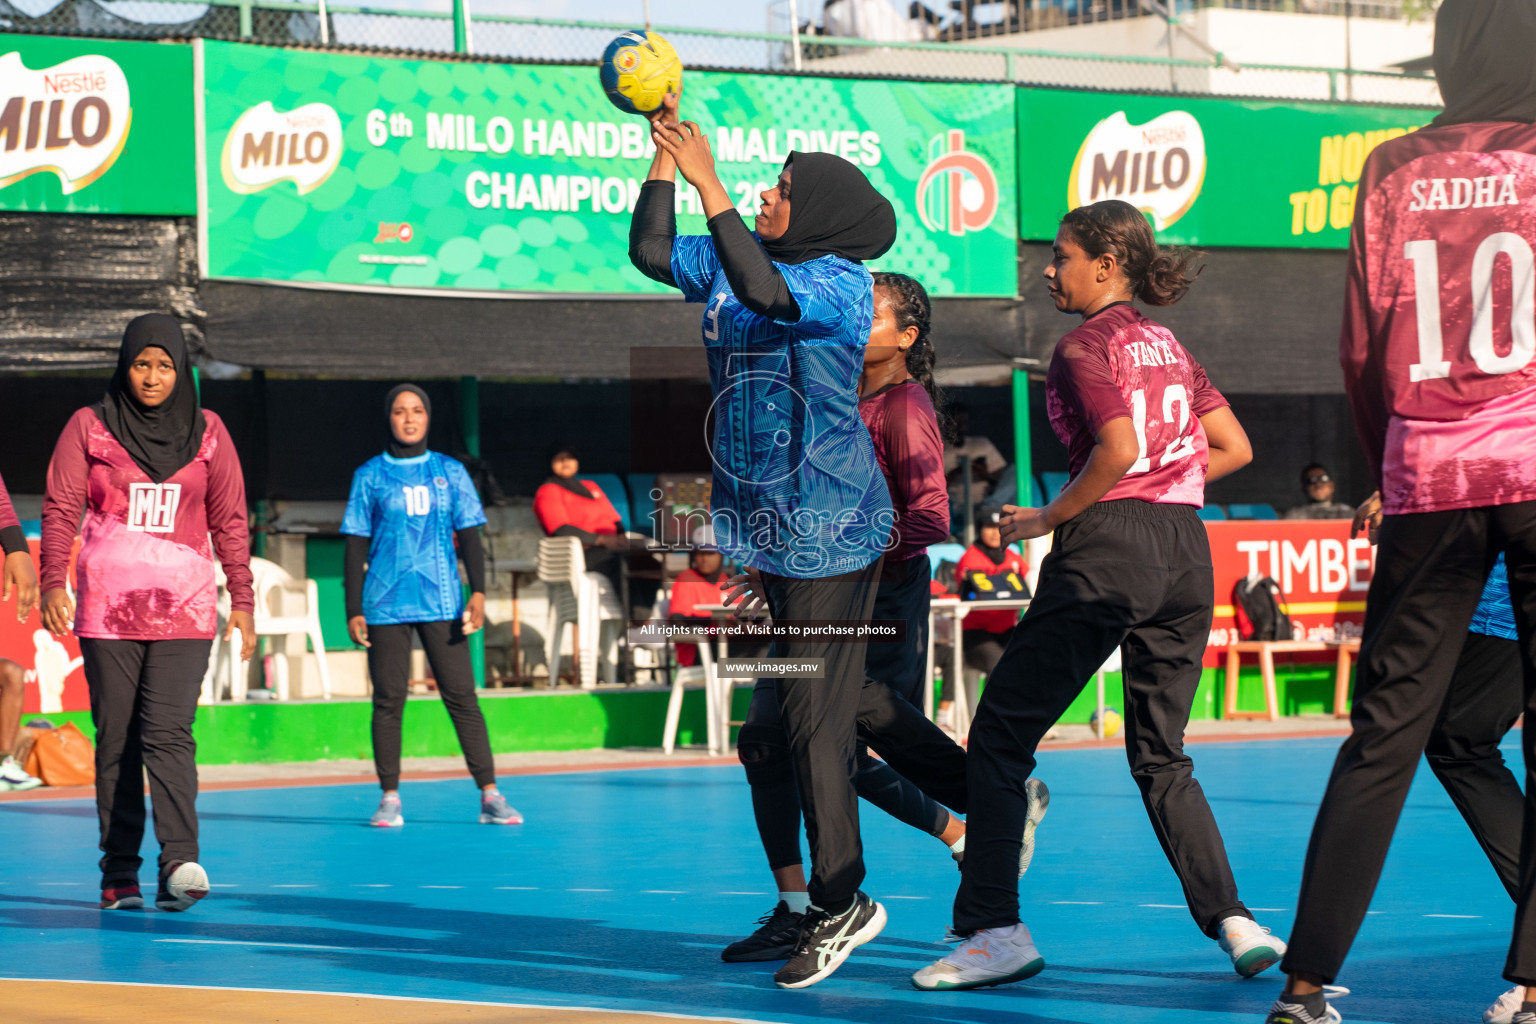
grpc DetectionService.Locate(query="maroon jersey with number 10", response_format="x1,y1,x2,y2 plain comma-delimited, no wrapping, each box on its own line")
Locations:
1343,120,1536,514
1045,303,1228,507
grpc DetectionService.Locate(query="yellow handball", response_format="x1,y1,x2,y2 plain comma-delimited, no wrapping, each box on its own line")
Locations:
600,30,683,116
1091,706,1122,739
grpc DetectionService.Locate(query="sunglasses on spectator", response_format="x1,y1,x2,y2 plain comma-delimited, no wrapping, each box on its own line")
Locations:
1306,474,1332,485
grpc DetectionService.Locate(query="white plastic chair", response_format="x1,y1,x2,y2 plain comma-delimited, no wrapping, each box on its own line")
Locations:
537,537,624,688
660,629,729,756
225,556,332,701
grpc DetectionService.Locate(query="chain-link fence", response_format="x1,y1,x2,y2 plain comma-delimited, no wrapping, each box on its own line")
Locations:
0,0,1441,107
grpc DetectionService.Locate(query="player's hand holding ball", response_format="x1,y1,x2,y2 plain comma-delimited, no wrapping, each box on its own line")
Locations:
651,119,717,189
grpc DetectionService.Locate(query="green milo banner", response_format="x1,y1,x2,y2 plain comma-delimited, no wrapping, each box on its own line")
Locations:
198,40,1016,297
0,34,194,214
1017,87,1433,249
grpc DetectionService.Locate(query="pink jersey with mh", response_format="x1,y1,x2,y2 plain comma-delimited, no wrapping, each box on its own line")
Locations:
1045,303,1228,507
41,408,254,641
1343,120,1536,515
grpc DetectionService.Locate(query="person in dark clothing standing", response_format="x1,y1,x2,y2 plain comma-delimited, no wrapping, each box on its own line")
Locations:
343,384,520,829
40,314,256,913
913,200,1273,993
1266,3,1536,1021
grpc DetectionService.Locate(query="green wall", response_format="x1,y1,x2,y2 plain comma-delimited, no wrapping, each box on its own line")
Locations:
34,662,1347,768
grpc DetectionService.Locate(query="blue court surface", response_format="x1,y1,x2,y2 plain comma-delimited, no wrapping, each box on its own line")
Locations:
0,736,1518,1024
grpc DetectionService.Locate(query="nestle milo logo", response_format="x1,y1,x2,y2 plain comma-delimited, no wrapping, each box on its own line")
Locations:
1068,110,1206,231
0,51,132,194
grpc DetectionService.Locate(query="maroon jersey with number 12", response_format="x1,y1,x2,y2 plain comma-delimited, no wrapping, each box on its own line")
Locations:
1343,120,1536,515
1045,303,1228,507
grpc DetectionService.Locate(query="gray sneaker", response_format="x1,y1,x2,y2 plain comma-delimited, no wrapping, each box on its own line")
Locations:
370,794,404,828
479,790,523,825
1018,777,1050,876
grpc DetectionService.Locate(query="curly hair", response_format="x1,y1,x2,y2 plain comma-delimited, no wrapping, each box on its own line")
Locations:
1059,199,1204,307
871,271,956,444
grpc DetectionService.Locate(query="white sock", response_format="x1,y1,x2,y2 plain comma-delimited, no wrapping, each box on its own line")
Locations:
948,834,966,856
780,891,811,914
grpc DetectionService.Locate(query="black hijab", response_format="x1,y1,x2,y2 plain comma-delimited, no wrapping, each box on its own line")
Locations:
544,441,592,499
1430,0,1536,128
385,384,431,459
759,151,897,266
94,314,206,484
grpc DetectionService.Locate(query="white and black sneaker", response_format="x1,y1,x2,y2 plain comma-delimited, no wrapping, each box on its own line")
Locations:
773,891,886,989
1264,985,1349,1024
1487,985,1526,1024
721,901,806,962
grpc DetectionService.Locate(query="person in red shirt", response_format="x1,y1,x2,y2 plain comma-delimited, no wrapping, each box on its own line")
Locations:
0,469,39,792
943,513,1029,724
39,315,256,914
668,531,729,667
1269,4,1536,1023
913,199,1271,993
532,445,658,622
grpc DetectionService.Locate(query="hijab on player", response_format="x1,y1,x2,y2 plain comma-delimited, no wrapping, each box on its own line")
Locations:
94,314,207,484
1430,0,1536,128
385,384,431,459
758,152,897,266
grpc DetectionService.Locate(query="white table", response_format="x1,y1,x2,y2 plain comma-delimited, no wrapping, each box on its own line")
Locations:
926,597,1030,736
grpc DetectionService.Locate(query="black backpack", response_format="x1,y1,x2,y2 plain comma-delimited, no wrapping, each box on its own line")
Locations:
1234,575,1293,641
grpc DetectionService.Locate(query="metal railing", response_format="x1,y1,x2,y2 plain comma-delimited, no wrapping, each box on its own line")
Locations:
925,0,1419,41
0,1,1442,106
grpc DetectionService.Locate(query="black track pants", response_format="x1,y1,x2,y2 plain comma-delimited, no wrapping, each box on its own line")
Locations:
1280,502,1536,985
955,500,1251,938
367,619,497,791
80,637,211,884
1426,631,1523,899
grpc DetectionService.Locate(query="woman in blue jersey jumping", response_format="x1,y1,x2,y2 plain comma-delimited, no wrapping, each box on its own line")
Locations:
630,96,963,990
342,384,521,828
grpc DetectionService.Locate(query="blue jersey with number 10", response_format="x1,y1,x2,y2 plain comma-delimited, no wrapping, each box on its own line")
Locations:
341,451,487,625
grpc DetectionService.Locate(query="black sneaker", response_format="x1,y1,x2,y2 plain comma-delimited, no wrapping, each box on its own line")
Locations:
773,891,887,989
722,901,806,963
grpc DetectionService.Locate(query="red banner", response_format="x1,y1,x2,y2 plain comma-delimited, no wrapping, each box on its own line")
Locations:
1,540,88,715
1203,519,1375,667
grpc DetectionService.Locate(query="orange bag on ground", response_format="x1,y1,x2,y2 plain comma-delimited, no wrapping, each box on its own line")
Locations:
23,723,95,787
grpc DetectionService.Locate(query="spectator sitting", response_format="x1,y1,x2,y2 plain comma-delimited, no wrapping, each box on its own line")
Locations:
939,513,1028,729
532,444,659,619
668,530,730,667
943,403,1007,517
1283,463,1355,520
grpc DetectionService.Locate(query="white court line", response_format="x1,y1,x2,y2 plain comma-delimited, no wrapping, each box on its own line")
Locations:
351,884,392,888
495,886,539,890
156,938,429,954
643,890,686,894
567,888,612,892
1424,914,1481,919
1,978,760,1024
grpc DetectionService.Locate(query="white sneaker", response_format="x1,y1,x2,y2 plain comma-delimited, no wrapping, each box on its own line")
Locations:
1218,915,1286,977
1264,985,1349,1024
0,756,41,791
911,923,1045,991
1486,985,1525,1024
155,861,209,912
1018,777,1049,876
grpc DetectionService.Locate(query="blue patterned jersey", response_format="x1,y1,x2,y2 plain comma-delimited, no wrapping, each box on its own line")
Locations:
671,235,892,578
341,451,487,625
1468,553,1517,640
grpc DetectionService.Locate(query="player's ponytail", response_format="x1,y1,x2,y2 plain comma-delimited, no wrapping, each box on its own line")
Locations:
1060,199,1203,307
872,272,956,444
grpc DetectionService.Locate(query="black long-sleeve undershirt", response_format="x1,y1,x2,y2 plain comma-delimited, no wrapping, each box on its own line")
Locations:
345,526,486,620
628,179,800,321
